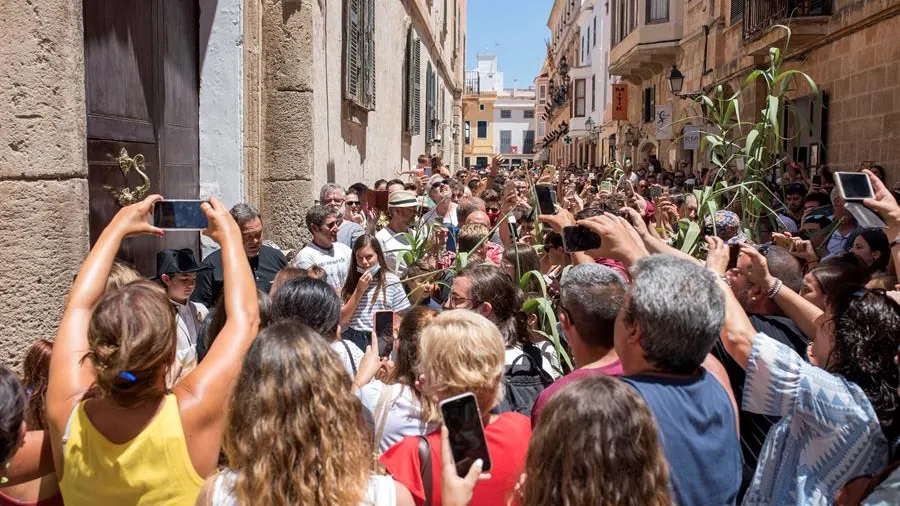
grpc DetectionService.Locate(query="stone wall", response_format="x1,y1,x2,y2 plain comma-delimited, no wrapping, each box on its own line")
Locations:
0,0,88,368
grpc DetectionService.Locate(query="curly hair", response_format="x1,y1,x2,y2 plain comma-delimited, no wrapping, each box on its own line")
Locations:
222,321,371,506
517,375,672,506
83,281,176,407
825,288,900,441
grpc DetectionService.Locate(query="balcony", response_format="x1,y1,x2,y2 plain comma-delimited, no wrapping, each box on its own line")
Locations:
608,0,683,84
741,0,831,54
465,71,480,95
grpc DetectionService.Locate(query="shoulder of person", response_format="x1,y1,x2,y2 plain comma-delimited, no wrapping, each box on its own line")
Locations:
262,244,288,261
335,242,353,254
494,411,532,431
201,247,224,265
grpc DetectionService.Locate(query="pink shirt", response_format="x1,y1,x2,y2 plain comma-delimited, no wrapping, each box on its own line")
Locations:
530,360,624,427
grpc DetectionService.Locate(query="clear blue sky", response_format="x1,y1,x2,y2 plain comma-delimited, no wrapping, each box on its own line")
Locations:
466,0,554,88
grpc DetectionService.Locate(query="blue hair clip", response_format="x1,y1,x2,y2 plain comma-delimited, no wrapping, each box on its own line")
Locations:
118,371,137,383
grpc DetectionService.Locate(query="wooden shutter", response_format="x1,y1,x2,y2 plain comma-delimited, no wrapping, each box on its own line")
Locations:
345,0,361,103
406,27,421,135
363,0,376,109
426,63,435,141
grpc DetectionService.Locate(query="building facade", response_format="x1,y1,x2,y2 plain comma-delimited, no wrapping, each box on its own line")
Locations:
541,0,584,167
463,54,537,169
604,0,900,181
0,0,466,367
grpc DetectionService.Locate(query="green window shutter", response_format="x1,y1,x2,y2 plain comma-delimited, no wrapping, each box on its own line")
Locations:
405,27,422,135
364,0,376,109
345,0,361,103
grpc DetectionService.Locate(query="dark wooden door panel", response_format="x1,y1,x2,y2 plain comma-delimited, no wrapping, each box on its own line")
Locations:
84,0,200,278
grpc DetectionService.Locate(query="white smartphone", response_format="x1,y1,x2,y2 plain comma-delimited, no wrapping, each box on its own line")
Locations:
835,172,874,201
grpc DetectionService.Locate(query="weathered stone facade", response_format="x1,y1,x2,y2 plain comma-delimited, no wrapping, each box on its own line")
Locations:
0,0,88,368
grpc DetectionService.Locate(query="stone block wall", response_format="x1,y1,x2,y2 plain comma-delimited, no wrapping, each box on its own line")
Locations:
0,0,88,369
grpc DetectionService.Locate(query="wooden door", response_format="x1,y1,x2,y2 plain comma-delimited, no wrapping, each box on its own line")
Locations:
84,0,199,277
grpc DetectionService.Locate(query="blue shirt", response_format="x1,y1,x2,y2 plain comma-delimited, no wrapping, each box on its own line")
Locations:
742,332,888,505
623,370,741,506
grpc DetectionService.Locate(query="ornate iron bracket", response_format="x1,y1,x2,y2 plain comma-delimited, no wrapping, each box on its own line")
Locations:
104,148,151,207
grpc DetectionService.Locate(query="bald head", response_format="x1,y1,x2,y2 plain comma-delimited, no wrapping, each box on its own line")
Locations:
466,210,491,227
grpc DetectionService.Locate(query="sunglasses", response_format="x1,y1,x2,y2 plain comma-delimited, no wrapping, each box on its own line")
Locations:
346,201,361,206
487,207,500,213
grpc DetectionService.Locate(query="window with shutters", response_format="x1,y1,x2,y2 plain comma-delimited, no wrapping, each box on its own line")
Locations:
500,110,511,119
344,0,376,110
642,86,656,123
574,79,586,117
425,63,436,141
464,121,470,145
500,130,512,153
524,110,534,119
539,85,546,104
523,130,535,154
477,121,487,138
593,16,597,47
591,75,596,112
405,27,421,135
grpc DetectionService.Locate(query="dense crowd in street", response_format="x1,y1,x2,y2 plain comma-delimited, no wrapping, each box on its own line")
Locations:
2,152,900,506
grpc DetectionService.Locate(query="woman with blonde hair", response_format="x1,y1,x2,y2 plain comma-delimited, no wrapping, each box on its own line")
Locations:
47,195,260,505
355,306,439,453
195,321,415,506
380,310,531,506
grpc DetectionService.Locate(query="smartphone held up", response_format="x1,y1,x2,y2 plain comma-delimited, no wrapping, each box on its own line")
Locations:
440,392,492,477
562,225,601,253
374,311,394,359
152,200,209,230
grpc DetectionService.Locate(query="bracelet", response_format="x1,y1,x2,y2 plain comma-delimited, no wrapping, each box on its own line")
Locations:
766,278,783,299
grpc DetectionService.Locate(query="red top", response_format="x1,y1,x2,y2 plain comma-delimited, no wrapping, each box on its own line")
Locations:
0,493,64,506
530,361,624,427
380,412,531,506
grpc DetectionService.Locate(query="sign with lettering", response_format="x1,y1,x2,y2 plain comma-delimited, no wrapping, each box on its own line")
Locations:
683,124,701,150
655,104,673,140
612,85,628,121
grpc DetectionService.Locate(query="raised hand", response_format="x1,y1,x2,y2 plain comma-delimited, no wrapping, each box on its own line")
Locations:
108,194,165,238
201,197,240,246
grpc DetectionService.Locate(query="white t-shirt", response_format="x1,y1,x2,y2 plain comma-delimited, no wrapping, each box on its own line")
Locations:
330,340,364,377
422,203,458,228
358,381,432,453
293,241,352,291
375,227,411,277
505,341,561,379
211,470,396,506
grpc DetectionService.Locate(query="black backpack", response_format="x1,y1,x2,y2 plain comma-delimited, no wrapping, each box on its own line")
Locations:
496,345,555,417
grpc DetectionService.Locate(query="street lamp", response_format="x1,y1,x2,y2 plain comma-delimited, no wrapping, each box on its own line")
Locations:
585,117,595,133
668,65,704,101
559,56,570,78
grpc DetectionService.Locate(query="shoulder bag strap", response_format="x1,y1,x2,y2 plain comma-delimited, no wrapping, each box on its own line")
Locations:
341,340,358,376
372,384,393,449
417,435,433,506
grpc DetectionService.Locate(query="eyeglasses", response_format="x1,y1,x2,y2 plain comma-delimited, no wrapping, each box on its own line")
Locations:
486,207,500,213
447,295,472,308
320,221,339,230
346,201,361,207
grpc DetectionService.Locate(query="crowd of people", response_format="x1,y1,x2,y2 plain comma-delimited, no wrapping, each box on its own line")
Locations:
1,151,900,506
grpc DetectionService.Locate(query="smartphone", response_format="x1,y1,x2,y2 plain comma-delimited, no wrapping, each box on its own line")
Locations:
649,185,663,199
772,235,794,250
439,392,492,477
535,185,557,215
374,311,394,358
562,225,602,253
835,172,874,201
600,181,613,193
152,200,208,230
812,175,821,186
727,244,740,271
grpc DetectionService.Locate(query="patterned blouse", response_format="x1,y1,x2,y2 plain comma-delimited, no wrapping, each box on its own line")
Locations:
742,333,889,505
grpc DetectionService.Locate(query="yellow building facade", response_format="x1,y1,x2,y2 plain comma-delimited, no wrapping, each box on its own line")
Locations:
462,92,497,168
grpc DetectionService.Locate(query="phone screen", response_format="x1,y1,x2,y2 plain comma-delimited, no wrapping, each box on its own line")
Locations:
600,181,613,193
727,244,740,271
374,311,394,358
535,185,557,215
837,172,873,200
153,200,208,230
440,393,492,477
562,225,602,253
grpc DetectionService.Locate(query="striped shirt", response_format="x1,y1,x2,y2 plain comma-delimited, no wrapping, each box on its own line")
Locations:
742,332,888,505
347,273,411,331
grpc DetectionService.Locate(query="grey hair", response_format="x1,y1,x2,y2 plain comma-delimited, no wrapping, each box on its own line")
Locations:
627,254,725,374
560,264,627,349
830,187,841,205
305,204,333,230
319,183,346,201
230,203,261,225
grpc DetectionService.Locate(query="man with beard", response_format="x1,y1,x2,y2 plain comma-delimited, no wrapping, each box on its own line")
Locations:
710,243,808,500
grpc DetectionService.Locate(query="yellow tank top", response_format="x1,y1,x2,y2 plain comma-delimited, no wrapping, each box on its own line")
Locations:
59,394,204,505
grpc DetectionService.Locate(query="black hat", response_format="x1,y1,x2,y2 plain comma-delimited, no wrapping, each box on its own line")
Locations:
154,249,209,280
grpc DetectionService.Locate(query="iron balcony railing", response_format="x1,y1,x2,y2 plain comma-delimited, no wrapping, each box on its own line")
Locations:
743,0,831,39
465,71,480,94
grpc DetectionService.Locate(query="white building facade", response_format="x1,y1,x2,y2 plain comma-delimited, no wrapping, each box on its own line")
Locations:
492,90,537,168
